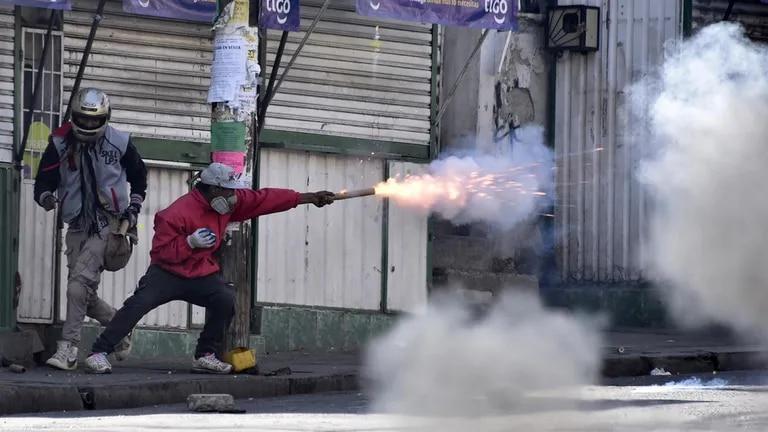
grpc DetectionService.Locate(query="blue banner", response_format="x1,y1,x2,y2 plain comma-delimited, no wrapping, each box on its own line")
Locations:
122,0,216,22
0,0,71,9
260,0,300,31
356,0,516,30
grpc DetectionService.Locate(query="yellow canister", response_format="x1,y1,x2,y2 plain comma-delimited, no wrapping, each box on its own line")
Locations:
223,347,257,373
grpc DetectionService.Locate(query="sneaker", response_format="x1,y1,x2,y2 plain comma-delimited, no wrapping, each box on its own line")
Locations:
84,352,112,374
191,353,233,374
113,332,132,362
46,340,78,371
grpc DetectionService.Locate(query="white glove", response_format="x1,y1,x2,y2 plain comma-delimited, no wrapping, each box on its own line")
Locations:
187,228,216,249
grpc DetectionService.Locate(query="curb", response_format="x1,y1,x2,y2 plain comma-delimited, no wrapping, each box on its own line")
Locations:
602,350,768,378
0,373,359,415
3,350,766,415
0,384,84,414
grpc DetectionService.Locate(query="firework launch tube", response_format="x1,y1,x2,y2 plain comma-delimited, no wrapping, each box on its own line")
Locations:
334,187,376,201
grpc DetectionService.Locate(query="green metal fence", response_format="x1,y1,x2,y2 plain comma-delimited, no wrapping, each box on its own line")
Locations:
0,164,19,330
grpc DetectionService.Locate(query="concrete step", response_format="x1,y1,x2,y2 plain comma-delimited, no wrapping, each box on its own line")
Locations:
0,352,360,415
0,329,43,367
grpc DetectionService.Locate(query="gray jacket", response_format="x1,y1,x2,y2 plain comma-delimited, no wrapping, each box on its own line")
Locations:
34,123,148,226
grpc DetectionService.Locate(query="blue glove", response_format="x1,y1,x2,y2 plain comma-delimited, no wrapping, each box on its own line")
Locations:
187,228,216,249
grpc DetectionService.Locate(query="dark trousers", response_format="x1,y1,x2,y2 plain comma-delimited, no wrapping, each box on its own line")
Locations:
92,265,235,358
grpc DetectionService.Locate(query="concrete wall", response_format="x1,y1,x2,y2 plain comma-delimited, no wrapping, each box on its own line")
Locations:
495,16,550,138
439,27,483,153
692,0,768,42
434,14,550,297
438,16,551,154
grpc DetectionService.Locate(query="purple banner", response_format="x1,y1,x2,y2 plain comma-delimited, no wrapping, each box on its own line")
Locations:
260,0,300,31
356,0,516,30
0,0,71,9
123,0,216,22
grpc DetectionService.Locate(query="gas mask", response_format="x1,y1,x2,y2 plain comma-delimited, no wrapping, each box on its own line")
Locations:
210,194,237,215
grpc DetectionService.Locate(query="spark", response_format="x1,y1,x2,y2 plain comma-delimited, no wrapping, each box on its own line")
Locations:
373,163,547,211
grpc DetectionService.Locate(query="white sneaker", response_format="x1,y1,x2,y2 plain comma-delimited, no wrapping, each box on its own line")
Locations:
85,352,112,374
191,353,233,374
114,332,132,362
46,340,78,371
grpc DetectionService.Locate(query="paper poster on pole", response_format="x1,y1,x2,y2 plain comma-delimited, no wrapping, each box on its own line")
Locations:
229,85,258,120
211,121,247,151
207,36,247,103
212,151,246,175
230,0,249,26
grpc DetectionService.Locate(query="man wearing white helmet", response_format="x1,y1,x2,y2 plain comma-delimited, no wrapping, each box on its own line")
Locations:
34,88,148,370
84,163,334,374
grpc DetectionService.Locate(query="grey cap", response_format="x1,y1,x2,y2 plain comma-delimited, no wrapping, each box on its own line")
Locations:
199,163,248,189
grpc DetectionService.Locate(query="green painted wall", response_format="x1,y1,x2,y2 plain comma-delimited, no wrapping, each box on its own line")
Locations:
44,325,266,362
542,284,670,329
0,164,19,331
255,306,399,353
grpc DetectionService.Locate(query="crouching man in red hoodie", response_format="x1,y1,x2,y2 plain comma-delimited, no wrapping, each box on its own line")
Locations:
84,162,334,374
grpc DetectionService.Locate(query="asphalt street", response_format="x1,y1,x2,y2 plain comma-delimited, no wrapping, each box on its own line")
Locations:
3,371,768,431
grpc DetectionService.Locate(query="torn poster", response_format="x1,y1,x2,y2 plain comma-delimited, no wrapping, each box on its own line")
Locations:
207,36,247,103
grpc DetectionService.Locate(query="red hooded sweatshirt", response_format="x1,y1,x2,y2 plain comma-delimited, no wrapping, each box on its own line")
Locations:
150,187,300,278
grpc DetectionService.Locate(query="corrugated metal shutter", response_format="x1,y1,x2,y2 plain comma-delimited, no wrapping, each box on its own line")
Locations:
17,181,57,323
386,161,428,313
63,0,433,146
0,6,14,163
555,0,681,283
256,148,383,309
264,0,433,145
63,0,212,142
58,165,194,328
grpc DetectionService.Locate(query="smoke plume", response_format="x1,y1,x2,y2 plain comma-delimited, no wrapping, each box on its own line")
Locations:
377,124,553,230
363,291,602,417
639,23,768,334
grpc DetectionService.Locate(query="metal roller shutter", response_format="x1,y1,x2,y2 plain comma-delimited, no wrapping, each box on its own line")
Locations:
264,0,433,145
64,0,434,146
0,6,14,162
63,0,212,142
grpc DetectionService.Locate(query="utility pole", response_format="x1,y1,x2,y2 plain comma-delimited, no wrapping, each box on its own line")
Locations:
209,0,260,351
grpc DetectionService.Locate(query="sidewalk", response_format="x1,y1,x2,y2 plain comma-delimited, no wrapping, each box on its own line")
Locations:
0,352,359,415
1,331,766,415
600,329,768,378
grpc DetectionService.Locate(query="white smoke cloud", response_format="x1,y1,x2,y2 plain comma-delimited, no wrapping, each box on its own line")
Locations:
638,23,768,334
363,291,602,418
377,124,554,230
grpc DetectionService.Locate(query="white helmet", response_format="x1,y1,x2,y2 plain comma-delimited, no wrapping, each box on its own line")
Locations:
71,88,111,143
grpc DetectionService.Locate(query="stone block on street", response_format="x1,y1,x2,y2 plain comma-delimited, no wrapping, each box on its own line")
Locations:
187,393,235,412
